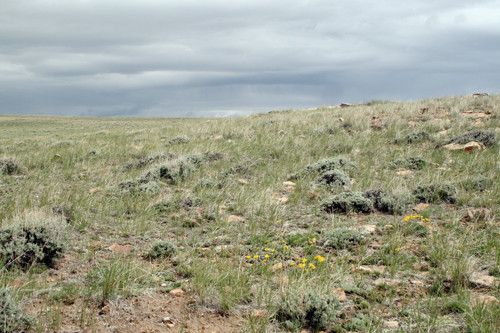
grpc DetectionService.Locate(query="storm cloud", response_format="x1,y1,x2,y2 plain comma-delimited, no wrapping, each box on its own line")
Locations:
1,0,499,116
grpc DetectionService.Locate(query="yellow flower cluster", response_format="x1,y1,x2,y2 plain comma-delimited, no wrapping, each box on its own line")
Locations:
402,214,430,223
244,247,276,264
292,255,325,271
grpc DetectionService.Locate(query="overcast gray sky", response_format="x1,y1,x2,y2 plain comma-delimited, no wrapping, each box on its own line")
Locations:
1,0,499,116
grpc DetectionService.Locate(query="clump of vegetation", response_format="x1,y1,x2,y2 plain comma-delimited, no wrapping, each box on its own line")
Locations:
402,221,429,237
364,189,412,215
168,135,191,145
275,289,339,331
50,282,80,305
0,215,65,270
140,153,220,185
413,184,457,204
0,158,21,175
321,228,364,250
141,158,195,184
86,259,152,306
290,157,355,180
203,151,224,162
395,131,431,144
316,169,351,188
195,178,223,190
52,205,74,223
124,152,175,170
321,191,373,214
443,130,496,147
0,288,32,333
304,157,356,175
145,241,176,259
390,156,427,170
459,175,493,192
118,179,161,194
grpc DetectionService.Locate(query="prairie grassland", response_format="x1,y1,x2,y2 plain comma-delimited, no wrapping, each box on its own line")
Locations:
0,94,499,332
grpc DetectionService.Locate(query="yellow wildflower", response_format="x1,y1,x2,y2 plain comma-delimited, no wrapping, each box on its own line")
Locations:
245,255,251,260
301,258,308,263
298,263,306,269
253,254,259,260
264,254,270,259
308,263,317,270
314,255,325,263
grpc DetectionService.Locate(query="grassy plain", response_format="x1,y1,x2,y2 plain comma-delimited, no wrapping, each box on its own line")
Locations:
0,94,498,332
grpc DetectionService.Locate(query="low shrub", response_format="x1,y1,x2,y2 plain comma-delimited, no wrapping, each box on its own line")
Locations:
413,184,457,204
0,158,21,175
395,131,431,144
141,153,218,185
460,175,492,192
316,169,351,188
0,216,65,270
124,152,175,170
321,228,364,250
145,241,176,260
364,189,411,215
141,158,194,184
275,289,339,331
118,179,161,194
390,156,427,170
0,288,32,333
168,135,191,145
402,221,429,237
304,157,356,175
321,192,373,214
443,130,495,147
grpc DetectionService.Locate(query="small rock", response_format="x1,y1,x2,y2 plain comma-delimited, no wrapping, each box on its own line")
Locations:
370,116,385,130
464,141,485,152
161,316,175,328
227,215,245,223
383,320,399,329
271,262,284,272
470,272,497,288
462,111,491,119
89,187,101,194
374,278,402,287
396,169,414,177
283,181,296,187
277,196,289,204
98,304,110,316
214,245,233,253
169,288,185,297
443,141,485,152
237,178,249,185
413,203,430,213
332,287,347,302
462,208,492,222
251,309,268,318
308,191,319,200
470,293,498,306
356,265,386,275
409,279,425,287
107,243,132,254
359,224,377,235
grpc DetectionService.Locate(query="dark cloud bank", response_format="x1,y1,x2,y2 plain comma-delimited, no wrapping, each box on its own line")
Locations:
1,0,499,116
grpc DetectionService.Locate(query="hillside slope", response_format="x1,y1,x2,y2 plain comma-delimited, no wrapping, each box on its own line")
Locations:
0,94,499,332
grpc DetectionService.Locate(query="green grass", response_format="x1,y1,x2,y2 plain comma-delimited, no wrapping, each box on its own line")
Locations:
0,94,498,331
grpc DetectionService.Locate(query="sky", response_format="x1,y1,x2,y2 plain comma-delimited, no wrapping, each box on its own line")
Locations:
1,0,499,116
